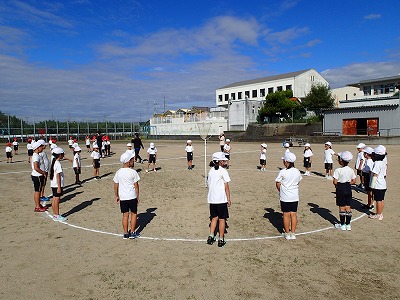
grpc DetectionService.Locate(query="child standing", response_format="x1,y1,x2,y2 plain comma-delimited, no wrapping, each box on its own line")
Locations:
38,140,50,206
259,143,267,171
355,143,366,188
185,140,194,170
223,139,232,169
113,152,141,239
207,152,231,247
146,142,157,173
369,145,387,220
324,141,336,179
275,152,302,240
31,141,47,212
332,151,356,231
303,143,313,176
361,147,374,210
12,138,19,155
49,147,67,222
5,142,13,163
91,145,101,179
85,136,91,152
219,132,225,152
27,138,34,163
73,146,82,184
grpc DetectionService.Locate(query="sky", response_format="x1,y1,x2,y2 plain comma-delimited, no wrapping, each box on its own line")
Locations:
1,0,400,122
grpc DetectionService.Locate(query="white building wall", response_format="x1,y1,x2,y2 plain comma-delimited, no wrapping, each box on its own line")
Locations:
293,69,329,98
331,86,363,107
150,117,227,136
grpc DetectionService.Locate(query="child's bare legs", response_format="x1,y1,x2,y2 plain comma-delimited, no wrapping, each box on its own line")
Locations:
122,212,129,233
376,200,384,215
34,191,41,208
130,212,137,233
290,212,297,233
218,219,226,240
209,216,218,236
367,191,373,207
283,212,292,233
52,196,60,215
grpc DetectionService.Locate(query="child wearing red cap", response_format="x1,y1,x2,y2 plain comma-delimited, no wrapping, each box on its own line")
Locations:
12,138,19,155
5,142,13,163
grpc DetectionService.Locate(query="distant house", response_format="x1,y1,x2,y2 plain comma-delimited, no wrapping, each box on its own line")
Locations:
215,69,329,130
324,75,400,136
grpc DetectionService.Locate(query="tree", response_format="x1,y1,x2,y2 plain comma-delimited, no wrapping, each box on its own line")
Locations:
301,83,335,117
258,90,300,123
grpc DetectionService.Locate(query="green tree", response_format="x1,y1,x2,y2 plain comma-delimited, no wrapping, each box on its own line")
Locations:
301,83,335,117
258,90,299,123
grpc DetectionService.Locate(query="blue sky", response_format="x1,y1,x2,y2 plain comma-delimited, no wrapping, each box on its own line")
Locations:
1,0,399,122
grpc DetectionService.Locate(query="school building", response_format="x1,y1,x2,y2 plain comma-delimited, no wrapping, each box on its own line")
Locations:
325,75,400,136
215,69,329,130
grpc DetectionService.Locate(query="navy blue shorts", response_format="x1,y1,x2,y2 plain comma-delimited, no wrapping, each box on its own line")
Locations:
325,163,333,170
280,201,298,212
149,154,156,163
304,157,311,168
31,175,44,192
93,159,100,168
209,203,229,219
120,199,138,214
73,167,81,174
51,187,64,197
336,182,352,206
372,189,386,201
187,152,193,161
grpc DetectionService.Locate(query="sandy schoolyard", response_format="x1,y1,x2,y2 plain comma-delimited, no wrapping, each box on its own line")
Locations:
0,139,398,299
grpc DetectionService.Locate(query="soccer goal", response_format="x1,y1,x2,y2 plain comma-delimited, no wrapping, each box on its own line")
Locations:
197,122,213,187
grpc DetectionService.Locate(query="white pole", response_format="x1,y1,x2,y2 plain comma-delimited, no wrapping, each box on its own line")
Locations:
204,138,207,187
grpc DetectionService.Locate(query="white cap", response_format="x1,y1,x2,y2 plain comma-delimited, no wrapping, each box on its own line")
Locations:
325,141,332,147
49,140,53,144
212,152,228,161
74,146,82,152
357,143,366,149
283,152,296,163
31,141,42,150
374,145,386,155
304,143,311,147
339,151,353,162
52,147,64,154
37,139,46,146
187,140,192,144
127,143,132,147
120,152,135,164
93,145,99,149
261,143,267,148
284,142,290,148
150,142,155,148
363,147,374,155
226,139,230,142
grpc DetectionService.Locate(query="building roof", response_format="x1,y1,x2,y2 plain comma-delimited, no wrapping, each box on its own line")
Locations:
217,69,313,89
348,75,400,87
322,103,398,113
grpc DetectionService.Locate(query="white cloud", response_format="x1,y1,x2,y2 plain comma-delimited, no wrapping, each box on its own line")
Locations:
364,14,381,20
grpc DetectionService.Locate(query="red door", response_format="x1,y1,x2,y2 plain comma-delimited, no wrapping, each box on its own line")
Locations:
342,119,357,135
367,118,378,135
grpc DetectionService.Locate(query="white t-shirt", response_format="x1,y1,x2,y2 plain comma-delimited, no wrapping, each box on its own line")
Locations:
324,148,335,163
27,143,33,150
31,152,44,176
39,151,49,172
91,151,101,160
362,158,374,173
275,167,302,202
260,148,267,160
72,142,79,149
73,153,81,168
68,139,73,146
185,145,194,153
50,160,64,188
223,144,231,154
126,149,135,155
147,147,157,155
12,141,18,146
303,149,313,158
50,143,57,151
5,146,12,153
371,160,387,190
113,168,140,200
85,138,90,146
355,151,365,169
207,167,231,204
333,166,356,183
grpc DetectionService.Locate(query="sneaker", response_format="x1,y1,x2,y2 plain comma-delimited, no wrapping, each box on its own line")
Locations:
334,223,341,229
360,184,365,189
40,201,48,207
123,233,129,240
206,235,216,245
153,169,157,172
129,231,140,239
346,224,351,231
145,170,149,173
369,214,379,219
290,233,296,240
34,206,47,212
218,239,226,247
53,215,68,222
282,232,291,240
340,225,346,231
378,214,383,221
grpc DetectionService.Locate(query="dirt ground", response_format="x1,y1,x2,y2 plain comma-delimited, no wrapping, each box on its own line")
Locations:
0,139,399,300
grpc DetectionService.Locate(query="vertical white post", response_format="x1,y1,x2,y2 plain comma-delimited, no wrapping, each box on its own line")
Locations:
204,138,207,187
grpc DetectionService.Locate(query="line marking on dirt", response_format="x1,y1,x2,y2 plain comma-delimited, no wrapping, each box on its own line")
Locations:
44,211,367,242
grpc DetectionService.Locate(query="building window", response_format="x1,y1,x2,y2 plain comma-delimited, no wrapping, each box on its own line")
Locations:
218,95,222,102
268,87,274,94
374,85,384,95
363,86,371,96
260,88,265,97
311,75,315,81
252,106,255,114
252,90,257,98
385,83,395,94
245,91,250,98
286,85,292,91
238,92,242,99
277,86,283,91
225,94,229,101
231,93,236,100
